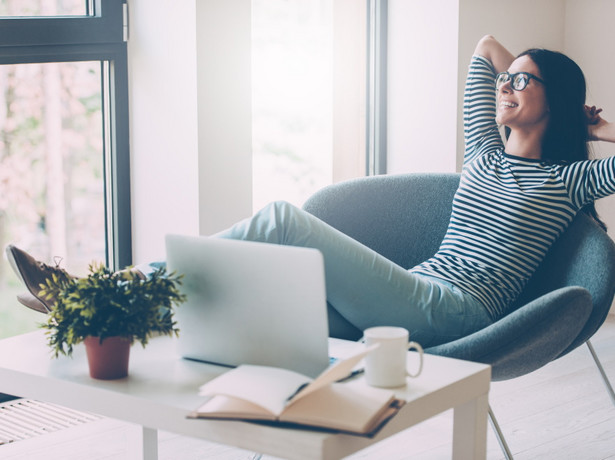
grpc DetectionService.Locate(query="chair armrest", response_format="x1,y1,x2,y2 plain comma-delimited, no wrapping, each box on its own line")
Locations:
517,214,615,357
426,287,592,381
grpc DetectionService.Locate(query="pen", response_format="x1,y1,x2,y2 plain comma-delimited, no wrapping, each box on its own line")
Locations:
336,368,365,383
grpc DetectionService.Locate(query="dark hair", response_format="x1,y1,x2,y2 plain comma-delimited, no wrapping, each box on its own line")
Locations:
514,48,606,230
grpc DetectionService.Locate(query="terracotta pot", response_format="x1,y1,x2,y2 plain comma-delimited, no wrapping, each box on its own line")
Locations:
84,336,131,380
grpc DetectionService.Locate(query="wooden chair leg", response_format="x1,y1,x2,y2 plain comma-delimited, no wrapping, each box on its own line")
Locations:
489,405,514,460
586,340,615,405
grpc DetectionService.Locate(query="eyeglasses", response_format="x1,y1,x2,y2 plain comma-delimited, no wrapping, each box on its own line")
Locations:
495,71,546,91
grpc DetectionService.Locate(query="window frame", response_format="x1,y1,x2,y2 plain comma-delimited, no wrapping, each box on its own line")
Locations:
0,0,131,270
366,0,387,176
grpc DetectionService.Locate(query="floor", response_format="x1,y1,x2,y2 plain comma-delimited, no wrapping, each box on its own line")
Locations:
1,317,614,460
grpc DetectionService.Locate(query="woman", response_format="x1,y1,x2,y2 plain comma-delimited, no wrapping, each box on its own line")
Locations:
8,36,615,347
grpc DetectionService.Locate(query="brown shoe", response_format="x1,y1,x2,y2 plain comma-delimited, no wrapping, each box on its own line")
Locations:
5,245,71,312
17,291,49,314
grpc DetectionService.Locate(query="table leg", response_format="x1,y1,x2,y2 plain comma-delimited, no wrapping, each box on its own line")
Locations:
131,426,158,460
452,393,488,460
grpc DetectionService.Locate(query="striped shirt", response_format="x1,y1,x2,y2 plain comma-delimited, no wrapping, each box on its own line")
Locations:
410,55,615,320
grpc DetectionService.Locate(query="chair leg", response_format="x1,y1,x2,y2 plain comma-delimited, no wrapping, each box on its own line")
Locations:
488,405,514,460
486,342,612,460
586,340,615,406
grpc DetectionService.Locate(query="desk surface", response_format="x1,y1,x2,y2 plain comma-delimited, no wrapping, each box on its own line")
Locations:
0,331,490,460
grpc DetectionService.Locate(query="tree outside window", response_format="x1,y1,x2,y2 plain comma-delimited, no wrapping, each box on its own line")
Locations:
0,0,129,338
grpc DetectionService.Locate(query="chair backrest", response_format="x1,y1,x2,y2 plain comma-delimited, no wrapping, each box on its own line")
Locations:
303,173,615,351
303,173,458,269
517,211,615,355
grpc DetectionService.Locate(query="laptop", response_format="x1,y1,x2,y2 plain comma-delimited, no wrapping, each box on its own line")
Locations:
165,234,330,378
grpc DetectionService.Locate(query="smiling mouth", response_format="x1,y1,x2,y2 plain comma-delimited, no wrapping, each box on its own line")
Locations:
500,101,518,108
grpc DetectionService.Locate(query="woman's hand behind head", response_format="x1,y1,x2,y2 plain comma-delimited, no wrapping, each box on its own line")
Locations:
586,106,615,143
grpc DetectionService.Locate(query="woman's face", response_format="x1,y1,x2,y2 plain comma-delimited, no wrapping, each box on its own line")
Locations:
496,55,550,132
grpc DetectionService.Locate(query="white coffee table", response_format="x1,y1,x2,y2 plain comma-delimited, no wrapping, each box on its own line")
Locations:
0,331,490,460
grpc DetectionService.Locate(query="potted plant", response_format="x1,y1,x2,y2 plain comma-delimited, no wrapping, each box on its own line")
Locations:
39,263,187,380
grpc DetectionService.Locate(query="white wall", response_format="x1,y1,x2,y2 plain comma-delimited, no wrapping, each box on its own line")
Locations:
564,0,615,236
128,0,200,264
333,0,367,182
128,0,252,264
387,0,459,174
195,1,252,237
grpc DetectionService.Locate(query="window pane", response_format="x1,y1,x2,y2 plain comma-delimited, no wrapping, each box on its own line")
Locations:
0,61,104,338
0,0,88,17
251,0,333,212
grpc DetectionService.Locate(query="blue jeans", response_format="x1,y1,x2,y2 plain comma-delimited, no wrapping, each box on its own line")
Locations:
142,201,492,347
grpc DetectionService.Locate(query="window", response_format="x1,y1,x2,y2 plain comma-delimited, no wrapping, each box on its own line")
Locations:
0,0,129,338
251,0,334,211
0,0,89,16
251,0,368,212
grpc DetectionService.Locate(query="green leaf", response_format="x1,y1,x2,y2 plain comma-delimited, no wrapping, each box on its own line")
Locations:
41,264,186,357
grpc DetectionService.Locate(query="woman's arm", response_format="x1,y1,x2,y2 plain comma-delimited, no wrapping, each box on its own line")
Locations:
463,37,505,163
473,35,515,74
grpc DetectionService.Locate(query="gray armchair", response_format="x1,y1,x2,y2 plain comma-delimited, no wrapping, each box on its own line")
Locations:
303,173,615,458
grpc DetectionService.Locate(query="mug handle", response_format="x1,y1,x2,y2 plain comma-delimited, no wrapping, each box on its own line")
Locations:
406,341,424,378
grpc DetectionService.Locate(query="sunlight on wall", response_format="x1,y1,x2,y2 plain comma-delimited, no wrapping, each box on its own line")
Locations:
251,0,333,212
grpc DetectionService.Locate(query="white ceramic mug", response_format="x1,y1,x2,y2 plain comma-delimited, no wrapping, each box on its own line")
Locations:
363,326,424,388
